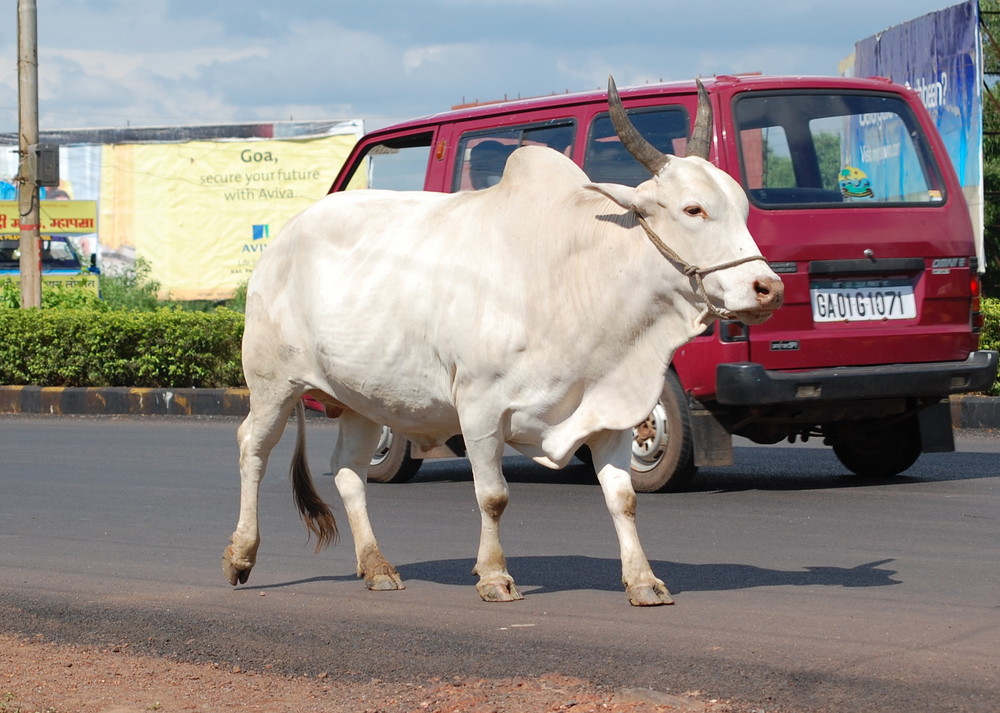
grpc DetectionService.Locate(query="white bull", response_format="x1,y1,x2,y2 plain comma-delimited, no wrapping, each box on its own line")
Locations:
223,78,783,606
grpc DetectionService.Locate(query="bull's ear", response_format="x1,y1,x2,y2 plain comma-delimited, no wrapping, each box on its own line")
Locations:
585,182,639,211
586,181,658,217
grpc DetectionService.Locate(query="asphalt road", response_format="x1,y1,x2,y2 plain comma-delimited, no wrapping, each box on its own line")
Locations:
1,415,998,712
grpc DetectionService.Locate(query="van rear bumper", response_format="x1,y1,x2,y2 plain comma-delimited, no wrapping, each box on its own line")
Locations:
715,350,998,405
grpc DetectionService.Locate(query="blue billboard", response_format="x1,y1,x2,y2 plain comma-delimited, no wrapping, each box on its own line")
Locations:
851,0,983,264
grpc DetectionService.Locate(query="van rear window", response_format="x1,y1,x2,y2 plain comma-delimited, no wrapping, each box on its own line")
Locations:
453,120,575,191
734,91,945,207
584,107,690,186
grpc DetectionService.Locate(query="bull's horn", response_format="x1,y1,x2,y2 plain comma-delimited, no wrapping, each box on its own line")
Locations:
685,78,712,159
607,75,669,175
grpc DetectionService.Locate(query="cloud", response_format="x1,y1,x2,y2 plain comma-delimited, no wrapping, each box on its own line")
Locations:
403,45,451,74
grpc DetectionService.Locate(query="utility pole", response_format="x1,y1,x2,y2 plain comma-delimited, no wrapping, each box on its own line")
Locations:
17,0,41,308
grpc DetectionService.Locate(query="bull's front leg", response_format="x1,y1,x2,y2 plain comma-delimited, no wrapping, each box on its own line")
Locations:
589,429,673,606
466,433,522,602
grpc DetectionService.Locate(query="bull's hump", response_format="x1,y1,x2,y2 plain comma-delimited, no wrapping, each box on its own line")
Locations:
500,145,587,187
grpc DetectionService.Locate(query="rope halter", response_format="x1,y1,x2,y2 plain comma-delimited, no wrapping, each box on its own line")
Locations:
634,213,769,320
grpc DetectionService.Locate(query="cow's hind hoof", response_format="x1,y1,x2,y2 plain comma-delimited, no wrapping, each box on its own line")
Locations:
359,549,404,591
477,580,524,602
365,572,405,591
360,558,404,591
626,581,674,606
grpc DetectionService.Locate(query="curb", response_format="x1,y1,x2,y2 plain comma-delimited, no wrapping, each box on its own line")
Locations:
0,385,250,418
0,386,997,430
950,394,1000,430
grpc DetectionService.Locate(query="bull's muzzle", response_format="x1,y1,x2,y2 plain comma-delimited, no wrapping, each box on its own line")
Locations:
754,276,784,311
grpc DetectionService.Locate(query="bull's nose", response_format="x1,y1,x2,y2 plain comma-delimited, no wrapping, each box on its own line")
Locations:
754,277,784,310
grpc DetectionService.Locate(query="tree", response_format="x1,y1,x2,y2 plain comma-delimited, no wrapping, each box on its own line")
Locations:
980,0,1000,294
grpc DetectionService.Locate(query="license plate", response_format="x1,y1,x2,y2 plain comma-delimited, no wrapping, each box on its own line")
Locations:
810,279,916,322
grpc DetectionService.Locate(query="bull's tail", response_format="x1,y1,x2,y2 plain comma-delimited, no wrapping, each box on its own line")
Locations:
290,400,339,551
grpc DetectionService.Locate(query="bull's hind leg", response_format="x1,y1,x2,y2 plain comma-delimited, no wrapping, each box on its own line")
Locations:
222,386,300,586
589,430,673,606
465,433,523,602
331,411,404,591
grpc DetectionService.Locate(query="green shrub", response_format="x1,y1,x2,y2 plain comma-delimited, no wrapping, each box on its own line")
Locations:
0,309,245,388
0,295,996,393
1,276,105,310
98,258,163,311
42,281,105,310
0,280,18,309
981,297,1000,347
980,297,1000,395
228,280,248,314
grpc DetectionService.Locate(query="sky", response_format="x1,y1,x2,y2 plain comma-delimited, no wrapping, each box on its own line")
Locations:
0,0,966,134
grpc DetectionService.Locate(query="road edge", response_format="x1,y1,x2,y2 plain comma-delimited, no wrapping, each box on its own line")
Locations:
0,385,997,429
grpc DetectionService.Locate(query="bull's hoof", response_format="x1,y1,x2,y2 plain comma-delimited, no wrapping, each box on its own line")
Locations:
477,579,524,602
222,547,254,586
358,554,404,591
625,581,674,606
364,571,405,591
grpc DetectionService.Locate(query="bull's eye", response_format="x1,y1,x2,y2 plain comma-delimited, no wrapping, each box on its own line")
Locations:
683,205,707,219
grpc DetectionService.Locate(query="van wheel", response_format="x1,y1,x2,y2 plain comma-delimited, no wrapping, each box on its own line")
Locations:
630,371,697,493
829,416,921,478
368,426,422,483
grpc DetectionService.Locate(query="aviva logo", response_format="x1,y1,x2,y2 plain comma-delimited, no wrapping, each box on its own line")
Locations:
242,225,272,255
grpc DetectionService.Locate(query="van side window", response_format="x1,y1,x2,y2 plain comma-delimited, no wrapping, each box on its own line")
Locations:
734,92,945,207
453,121,575,191
341,132,434,191
584,107,690,186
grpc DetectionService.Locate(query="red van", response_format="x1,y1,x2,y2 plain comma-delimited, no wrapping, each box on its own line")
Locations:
319,74,997,491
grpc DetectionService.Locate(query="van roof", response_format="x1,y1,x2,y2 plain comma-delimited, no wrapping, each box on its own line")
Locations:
363,74,906,139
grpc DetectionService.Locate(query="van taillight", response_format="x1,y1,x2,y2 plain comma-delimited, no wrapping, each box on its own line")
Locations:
971,272,983,333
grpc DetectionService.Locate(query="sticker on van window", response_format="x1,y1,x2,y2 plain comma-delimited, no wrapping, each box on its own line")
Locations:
839,166,873,199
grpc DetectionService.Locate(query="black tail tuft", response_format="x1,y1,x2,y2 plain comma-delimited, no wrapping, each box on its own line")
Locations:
289,401,338,551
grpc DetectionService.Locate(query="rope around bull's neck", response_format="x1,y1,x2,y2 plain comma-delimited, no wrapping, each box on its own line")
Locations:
634,213,768,319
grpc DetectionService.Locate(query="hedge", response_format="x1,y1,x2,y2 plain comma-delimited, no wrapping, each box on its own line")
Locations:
0,300,998,392
0,308,245,388
981,297,1000,395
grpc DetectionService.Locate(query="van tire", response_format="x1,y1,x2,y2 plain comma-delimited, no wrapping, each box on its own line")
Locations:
629,371,697,493
829,416,922,478
368,426,422,483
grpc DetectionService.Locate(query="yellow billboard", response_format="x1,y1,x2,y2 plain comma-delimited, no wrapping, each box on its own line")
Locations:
98,131,360,301
0,200,98,234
